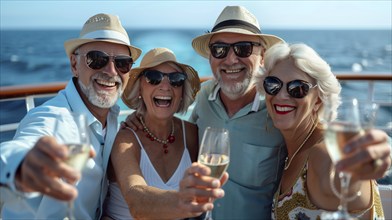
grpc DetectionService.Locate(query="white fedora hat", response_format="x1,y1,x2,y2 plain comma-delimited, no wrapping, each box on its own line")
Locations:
192,6,284,58
64,13,142,61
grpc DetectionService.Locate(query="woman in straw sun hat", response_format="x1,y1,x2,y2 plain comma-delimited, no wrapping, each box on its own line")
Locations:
103,48,225,219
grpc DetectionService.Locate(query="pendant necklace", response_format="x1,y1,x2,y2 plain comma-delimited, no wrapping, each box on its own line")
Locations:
140,116,175,154
284,124,317,170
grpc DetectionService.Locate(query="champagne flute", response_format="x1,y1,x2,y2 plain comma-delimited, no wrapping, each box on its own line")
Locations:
55,113,90,220
198,127,230,220
321,98,377,220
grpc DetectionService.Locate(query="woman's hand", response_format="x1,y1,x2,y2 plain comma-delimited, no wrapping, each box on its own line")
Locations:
336,129,391,180
178,162,227,215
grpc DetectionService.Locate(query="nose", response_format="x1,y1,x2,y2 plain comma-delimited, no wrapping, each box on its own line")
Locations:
158,75,171,89
103,57,119,76
276,86,290,99
223,47,239,64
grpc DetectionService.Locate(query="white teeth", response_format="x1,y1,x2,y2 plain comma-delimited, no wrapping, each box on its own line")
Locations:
276,106,295,112
154,96,172,100
96,79,116,87
225,69,241,73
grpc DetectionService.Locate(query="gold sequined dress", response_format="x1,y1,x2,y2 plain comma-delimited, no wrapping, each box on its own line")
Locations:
272,161,384,220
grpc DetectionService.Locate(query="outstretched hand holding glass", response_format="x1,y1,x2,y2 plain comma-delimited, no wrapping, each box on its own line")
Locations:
321,98,378,220
54,113,91,220
198,127,230,220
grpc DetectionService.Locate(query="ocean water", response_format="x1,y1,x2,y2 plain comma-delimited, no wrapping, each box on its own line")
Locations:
1,29,391,139
1,29,391,86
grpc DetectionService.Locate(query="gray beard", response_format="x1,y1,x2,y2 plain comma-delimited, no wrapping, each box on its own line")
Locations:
219,77,251,100
78,77,122,108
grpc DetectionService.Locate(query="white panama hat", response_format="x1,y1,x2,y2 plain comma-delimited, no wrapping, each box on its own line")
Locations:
192,6,284,59
64,13,142,61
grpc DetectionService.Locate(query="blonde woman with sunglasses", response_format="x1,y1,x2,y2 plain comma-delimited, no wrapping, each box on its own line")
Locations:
255,42,388,220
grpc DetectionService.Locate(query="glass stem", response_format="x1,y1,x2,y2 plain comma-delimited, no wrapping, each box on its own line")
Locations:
338,171,352,214
204,210,212,220
203,198,214,220
65,201,75,220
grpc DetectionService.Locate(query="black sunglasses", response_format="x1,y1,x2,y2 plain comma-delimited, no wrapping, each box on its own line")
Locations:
209,41,262,59
75,50,134,74
263,76,318,99
141,70,187,87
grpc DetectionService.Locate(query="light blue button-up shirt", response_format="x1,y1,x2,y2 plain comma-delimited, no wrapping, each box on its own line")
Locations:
189,80,286,220
0,78,120,219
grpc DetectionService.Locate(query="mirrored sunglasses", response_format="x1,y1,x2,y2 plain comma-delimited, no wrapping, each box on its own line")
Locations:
141,70,187,87
263,76,318,99
208,41,262,59
75,50,134,74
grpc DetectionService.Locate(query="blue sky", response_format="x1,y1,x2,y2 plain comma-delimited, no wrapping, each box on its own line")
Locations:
1,0,391,30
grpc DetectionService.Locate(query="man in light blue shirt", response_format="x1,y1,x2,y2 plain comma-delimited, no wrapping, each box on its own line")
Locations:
0,13,141,219
188,6,286,219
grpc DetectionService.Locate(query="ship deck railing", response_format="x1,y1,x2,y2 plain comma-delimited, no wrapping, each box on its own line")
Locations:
1,74,391,133
0,73,391,218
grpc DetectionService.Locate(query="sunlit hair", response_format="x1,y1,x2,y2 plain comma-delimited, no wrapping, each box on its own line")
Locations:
255,42,341,121
127,62,195,115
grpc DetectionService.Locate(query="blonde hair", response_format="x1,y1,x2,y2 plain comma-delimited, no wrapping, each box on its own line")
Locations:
127,62,195,115
255,42,341,121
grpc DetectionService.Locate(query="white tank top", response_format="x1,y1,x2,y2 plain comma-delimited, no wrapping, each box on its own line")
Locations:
105,120,192,220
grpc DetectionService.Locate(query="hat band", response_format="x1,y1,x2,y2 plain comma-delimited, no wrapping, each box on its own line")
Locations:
211,19,261,34
82,30,130,45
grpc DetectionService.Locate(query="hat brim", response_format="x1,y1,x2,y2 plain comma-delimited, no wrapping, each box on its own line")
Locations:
122,61,200,109
64,38,142,61
192,29,284,59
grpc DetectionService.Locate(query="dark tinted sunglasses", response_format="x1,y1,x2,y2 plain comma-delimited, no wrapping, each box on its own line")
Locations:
209,41,262,59
141,70,187,87
75,50,134,74
263,76,318,99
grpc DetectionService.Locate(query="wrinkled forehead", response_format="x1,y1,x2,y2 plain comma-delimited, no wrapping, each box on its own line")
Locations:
146,62,182,73
209,32,262,44
77,41,130,54
269,58,314,82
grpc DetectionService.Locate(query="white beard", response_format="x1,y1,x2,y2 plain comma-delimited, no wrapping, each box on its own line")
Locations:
219,76,252,100
78,73,123,108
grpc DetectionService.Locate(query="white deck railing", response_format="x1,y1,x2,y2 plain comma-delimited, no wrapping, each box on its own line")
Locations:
1,74,391,133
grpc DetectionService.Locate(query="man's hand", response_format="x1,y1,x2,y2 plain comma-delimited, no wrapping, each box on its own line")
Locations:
120,112,143,131
14,136,95,201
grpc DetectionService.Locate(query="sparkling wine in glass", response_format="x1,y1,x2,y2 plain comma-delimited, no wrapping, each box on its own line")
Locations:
321,98,377,220
55,113,90,220
198,127,230,220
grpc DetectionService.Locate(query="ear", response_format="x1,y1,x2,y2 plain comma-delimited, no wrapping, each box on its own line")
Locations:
314,96,323,112
70,54,79,77
259,49,265,65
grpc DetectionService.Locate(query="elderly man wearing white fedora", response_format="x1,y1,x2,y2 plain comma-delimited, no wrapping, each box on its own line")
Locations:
0,13,141,219
182,5,286,220
180,5,392,220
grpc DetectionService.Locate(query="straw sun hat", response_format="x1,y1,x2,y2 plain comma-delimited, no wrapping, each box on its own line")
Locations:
192,6,284,58
122,48,200,109
64,13,142,61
